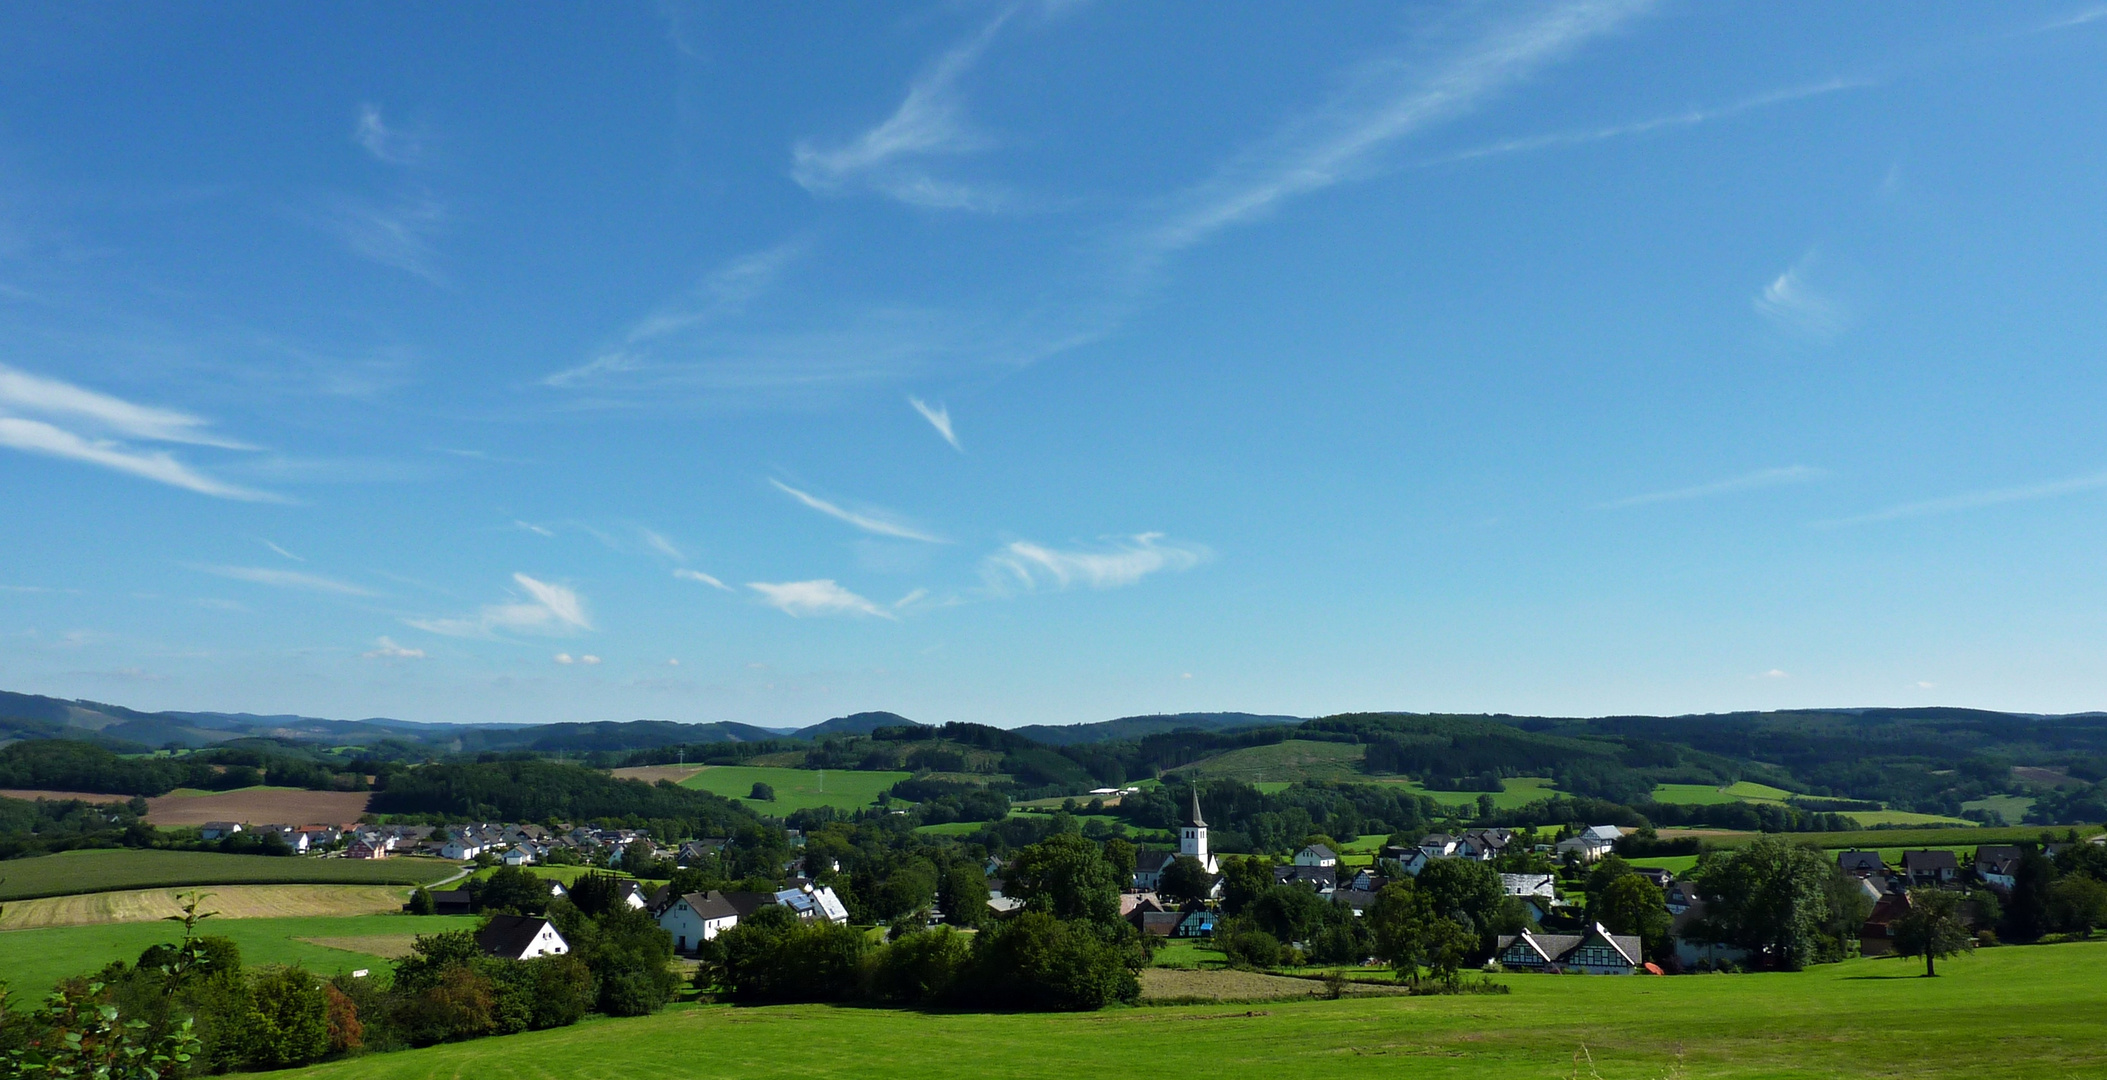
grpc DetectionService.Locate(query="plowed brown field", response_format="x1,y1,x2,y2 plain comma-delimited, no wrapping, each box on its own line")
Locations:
144,787,372,826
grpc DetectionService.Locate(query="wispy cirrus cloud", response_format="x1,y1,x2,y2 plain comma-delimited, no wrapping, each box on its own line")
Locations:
406,572,593,638
790,9,1020,212
640,528,684,562
1434,78,1871,165
196,565,375,596
1754,252,1847,338
770,479,945,543
262,540,304,562
674,567,733,592
908,397,962,451
1600,466,1825,509
982,533,1207,593
361,636,425,660
1814,470,2107,527
318,191,446,283
1133,0,1656,267
0,364,277,501
748,578,892,619
354,104,429,166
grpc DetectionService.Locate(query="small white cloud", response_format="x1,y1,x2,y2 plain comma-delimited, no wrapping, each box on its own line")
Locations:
893,588,929,610
674,567,733,591
1916,681,1938,689
515,520,555,537
353,104,427,166
407,573,592,638
198,565,374,596
666,658,681,667
362,636,425,660
982,533,1208,593
0,417,276,502
640,528,684,561
580,654,602,665
318,191,447,283
1602,466,1825,509
1181,672,1193,679
747,579,891,619
1759,669,1789,679
908,397,963,451
263,540,304,562
1754,254,1847,338
770,479,945,543
554,652,575,664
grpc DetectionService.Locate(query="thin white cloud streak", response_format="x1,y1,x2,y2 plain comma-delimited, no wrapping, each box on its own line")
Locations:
908,397,962,451
674,567,733,592
514,520,555,538
1135,0,1655,264
640,528,684,561
790,9,1017,211
0,418,277,501
747,579,892,618
893,588,929,609
0,363,253,448
362,636,425,659
354,105,427,166
1814,471,2107,527
198,565,375,596
769,479,945,543
1433,78,1872,164
2025,5,2107,33
406,572,593,637
1753,255,1847,339
319,192,446,283
982,533,1207,593
263,540,304,562
1600,466,1826,509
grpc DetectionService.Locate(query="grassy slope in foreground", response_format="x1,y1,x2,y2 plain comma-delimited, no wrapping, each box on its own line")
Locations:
281,941,2107,1080
0,849,460,901
0,914,483,998
677,766,908,814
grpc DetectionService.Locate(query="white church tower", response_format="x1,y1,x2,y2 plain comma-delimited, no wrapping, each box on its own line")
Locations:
1179,791,1219,874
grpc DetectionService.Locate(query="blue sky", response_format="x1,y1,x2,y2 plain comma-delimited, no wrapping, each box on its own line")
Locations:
4,2,2107,728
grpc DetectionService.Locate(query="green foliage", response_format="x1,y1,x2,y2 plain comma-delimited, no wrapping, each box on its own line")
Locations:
405,887,436,916
749,782,775,802
371,758,753,831
712,906,871,1004
243,967,330,1068
967,912,1141,1011
1895,889,1975,977
2046,875,2107,935
1003,834,1121,925
1688,836,1836,970
935,861,988,928
6,981,201,1080
1156,855,1213,904
1589,875,1671,961
471,866,548,916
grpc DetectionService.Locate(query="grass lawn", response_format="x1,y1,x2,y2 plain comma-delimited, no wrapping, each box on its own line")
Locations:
677,766,909,814
1698,824,2101,851
1960,794,2036,824
1623,854,1699,876
1403,776,1560,811
1721,780,1797,802
1649,783,1742,805
1841,810,1978,828
0,849,461,901
1146,939,1219,969
276,941,2107,1080
0,914,482,998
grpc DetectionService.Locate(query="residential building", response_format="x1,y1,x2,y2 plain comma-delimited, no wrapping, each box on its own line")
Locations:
476,914,569,961
1494,924,1643,975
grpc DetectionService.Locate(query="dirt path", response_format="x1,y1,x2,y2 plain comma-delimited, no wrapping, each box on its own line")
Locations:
0,884,412,930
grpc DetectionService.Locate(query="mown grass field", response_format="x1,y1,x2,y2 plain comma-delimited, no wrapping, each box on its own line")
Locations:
1171,740,1367,783
276,941,2107,1080
0,884,419,930
0,849,460,901
1695,824,2101,851
0,914,482,998
1961,794,2036,823
677,766,909,814
1405,775,1560,810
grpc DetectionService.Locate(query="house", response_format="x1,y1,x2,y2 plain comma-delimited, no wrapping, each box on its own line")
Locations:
1669,901,1749,969
500,847,535,868
199,822,244,841
1137,911,1183,937
1457,829,1514,861
658,890,773,953
1860,892,1912,956
1347,868,1388,893
1294,844,1339,868
774,882,850,924
1173,909,1217,938
1634,867,1674,889
1494,924,1643,974
612,880,649,910
476,914,569,960
1555,826,1625,864
1901,850,1959,886
1393,848,1432,877
1274,865,1338,895
1974,846,2023,890
1418,834,1461,860
344,838,386,860
1500,873,1558,919
258,826,309,854
1837,850,1887,876
1132,850,1174,892
423,890,474,916
440,838,483,861
1332,888,1382,915
677,840,722,866
1663,880,1702,917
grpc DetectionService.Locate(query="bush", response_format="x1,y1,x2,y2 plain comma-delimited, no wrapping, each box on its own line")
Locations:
750,782,776,802
244,966,332,1067
969,912,1142,1011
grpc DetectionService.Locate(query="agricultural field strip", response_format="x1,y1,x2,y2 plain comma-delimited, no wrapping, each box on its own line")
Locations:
0,883,415,931
0,848,460,901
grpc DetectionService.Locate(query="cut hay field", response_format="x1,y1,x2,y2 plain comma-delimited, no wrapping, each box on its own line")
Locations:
1137,968,1404,1003
280,941,2107,1080
0,788,129,803
1840,809,1978,828
675,765,908,814
144,786,373,827
0,914,482,998
1406,775,1559,810
1961,794,2036,823
610,765,707,786
0,883,419,930
1171,740,1365,783
0,848,460,901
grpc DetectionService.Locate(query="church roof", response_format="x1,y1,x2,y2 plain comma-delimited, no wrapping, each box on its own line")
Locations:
1190,791,1206,828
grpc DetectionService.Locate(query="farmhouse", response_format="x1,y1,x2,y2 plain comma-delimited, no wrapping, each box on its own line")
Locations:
1494,924,1642,975
658,890,773,952
1293,844,1338,867
199,822,243,841
1555,825,1625,864
344,837,386,860
476,914,570,960
1902,850,1959,886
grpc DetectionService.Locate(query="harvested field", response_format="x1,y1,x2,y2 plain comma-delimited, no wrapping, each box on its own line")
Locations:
145,786,371,826
1137,968,1405,1003
0,848,461,901
0,884,416,930
610,765,707,785
0,789,130,803
297,934,424,960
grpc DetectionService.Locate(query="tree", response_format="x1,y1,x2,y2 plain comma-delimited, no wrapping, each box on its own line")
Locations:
1219,855,1274,915
1158,856,1214,905
1099,837,1137,886
749,782,775,802
406,887,437,916
1004,834,1120,926
1589,874,1671,960
1893,889,1973,977
1689,837,1832,970
1366,881,1478,986
2004,850,2054,942
7,981,201,1080
968,912,1141,1010
244,967,330,1068
1414,858,1507,952
2047,874,2107,936
936,861,989,928
473,866,548,916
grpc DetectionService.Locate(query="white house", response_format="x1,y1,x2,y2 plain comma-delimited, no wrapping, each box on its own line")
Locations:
476,914,569,960
500,847,535,867
657,891,768,953
1555,825,1625,864
199,822,243,841
440,839,483,861
1494,924,1642,975
1294,844,1339,868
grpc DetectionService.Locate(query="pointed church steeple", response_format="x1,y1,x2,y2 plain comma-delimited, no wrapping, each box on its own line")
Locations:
1190,790,1207,828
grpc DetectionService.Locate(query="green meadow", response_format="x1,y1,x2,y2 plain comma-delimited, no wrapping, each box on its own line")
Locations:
275,941,2107,1080
0,914,482,998
0,849,461,902
678,766,909,814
